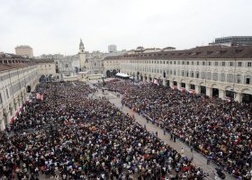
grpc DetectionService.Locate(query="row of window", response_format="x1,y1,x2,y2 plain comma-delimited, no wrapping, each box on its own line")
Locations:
128,60,252,67
40,64,51,68
0,71,37,104
128,70,251,85
0,67,36,81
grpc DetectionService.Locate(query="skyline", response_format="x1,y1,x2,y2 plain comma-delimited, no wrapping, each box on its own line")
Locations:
1,0,252,56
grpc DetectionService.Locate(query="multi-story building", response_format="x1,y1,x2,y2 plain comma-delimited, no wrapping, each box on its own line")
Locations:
0,53,56,130
104,45,252,103
15,45,34,58
108,44,117,53
210,36,252,47
86,51,104,74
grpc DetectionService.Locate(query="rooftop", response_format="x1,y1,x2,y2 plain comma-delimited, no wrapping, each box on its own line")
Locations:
104,45,252,60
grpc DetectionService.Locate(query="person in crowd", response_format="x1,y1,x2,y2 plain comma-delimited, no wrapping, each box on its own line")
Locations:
104,79,252,179
0,81,206,179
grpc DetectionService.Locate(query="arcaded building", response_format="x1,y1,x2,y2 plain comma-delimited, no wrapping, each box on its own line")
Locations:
103,45,252,103
0,53,56,130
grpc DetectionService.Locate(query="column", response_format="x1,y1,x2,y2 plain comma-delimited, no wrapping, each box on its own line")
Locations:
185,83,190,91
177,82,181,90
206,87,212,97
235,93,242,102
162,79,167,86
219,89,225,99
195,85,200,94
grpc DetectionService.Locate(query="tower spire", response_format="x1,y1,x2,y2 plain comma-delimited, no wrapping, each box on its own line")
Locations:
79,38,84,49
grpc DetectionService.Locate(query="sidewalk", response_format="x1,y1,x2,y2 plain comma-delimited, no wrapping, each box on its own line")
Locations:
106,93,234,180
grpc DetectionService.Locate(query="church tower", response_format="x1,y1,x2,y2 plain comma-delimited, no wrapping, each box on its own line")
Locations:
79,38,86,71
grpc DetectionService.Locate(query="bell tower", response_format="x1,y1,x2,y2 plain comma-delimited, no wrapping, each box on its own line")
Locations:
79,38,86,71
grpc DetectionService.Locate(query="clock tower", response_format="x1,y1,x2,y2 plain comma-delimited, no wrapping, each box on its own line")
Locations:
79,38,86,71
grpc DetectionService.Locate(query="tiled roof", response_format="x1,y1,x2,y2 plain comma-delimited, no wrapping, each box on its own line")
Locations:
104,45,252,60
0,63,31,71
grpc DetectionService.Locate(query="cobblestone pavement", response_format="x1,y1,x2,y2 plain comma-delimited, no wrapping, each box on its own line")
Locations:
95,88,235,180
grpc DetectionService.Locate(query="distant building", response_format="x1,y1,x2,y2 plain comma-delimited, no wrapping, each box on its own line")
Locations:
103,45,252,103
108,45,117,53
39,39,87,78
15,45,33,58
86,51,104,74
210,36,252,47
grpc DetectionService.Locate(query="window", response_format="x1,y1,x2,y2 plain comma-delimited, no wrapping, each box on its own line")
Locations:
174,61,176,64
182,71,184,76
174,70,176,75
6,89,9,99
187,61,189,65
170,61,172,64
0,93,2,104
246,77,250,84
248,62,252,67
220,73,225,82
191,71,194,77
215,62,218,66
208,62,211,66
238,62,242,67
186,71,189,77
191,61,194,65
227,74,233,83
229,62,233,66
236,74,241,83
182,61,185,65
207,72,211,80
222,62,225,66
213,73,218,81
197,61,199,65
196,72,199,78
178,61,180,65
201,72,206,79
202,62,205,66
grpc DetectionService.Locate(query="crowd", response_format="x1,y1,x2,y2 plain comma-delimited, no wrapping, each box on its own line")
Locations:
104,79,252,179
0,81,206,180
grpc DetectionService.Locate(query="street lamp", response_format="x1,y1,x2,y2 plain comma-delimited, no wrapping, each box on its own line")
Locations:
49,122,57,152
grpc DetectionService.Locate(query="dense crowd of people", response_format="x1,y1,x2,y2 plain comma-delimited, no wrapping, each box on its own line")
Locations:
103,79,252,179
0,81,207,180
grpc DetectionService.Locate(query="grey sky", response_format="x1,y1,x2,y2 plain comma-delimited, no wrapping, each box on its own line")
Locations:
0,0,251,56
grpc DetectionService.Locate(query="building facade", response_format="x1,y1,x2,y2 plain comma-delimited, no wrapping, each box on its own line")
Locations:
104,45,252,103
108,45,117,53
210,36,252,47
15,45,34,58
0,53,56,130
86,51,104,74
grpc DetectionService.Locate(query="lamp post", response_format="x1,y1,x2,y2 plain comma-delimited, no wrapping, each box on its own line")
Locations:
49,122,57,152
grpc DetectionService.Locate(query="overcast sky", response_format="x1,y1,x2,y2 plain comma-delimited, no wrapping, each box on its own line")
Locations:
0,0,251,56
